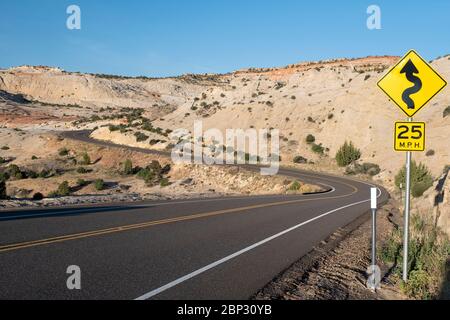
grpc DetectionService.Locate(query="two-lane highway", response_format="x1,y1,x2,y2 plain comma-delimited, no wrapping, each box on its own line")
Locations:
0,133,389,300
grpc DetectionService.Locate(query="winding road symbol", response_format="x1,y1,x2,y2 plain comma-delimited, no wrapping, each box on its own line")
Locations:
377,50,447,118
400,59,422,109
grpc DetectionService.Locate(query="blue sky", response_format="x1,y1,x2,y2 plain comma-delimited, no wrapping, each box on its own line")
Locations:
1,0,449,77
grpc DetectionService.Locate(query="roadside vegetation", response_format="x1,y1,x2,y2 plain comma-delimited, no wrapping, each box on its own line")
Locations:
335,141,361,167
379,213,450,299
395,161,433,198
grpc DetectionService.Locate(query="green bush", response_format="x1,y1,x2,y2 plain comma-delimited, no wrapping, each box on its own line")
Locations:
80,152,91,165
0,171,9,182
293,155,308,164
38,169,51,179
136,161,170,186
311,143,324,155
395,161,433,197
289,181,302,191
6,164,23,180
380,214,450,299
58,148,69,156
134,131,149,142
379,229,402,263
160,178,171,187
347,162,381,176
123,159,134,175
305,134,316,144
55,181,71,197
412,181,432,198
0,180,6,199
335,141,361,167
77,167,88,174
32,192,44,200
94,179,105,191
76,178,88,187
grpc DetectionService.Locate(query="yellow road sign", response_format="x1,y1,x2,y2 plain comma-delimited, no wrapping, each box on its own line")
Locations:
394,122,425,152
378,50,447,117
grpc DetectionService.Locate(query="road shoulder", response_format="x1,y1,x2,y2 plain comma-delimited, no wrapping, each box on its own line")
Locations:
253,198,406,300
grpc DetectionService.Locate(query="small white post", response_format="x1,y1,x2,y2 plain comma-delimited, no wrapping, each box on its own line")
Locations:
369,187,378,290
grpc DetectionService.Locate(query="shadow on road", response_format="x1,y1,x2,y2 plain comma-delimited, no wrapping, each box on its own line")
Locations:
0,205,155,221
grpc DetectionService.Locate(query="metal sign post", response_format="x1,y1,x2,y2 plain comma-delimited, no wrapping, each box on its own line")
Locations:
377,49,447,282
403,118,412,282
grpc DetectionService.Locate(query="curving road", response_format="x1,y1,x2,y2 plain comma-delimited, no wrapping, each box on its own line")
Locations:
0,131,389,300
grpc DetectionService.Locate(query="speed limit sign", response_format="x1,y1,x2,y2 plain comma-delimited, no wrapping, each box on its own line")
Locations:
394,122,425,152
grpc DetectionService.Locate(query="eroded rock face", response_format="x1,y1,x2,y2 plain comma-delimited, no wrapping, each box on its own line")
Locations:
1,56,449,190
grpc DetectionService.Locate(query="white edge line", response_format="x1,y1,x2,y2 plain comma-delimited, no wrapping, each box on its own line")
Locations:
134,189,382,300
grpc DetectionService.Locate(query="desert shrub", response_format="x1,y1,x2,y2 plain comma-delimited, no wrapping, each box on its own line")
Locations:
0,171,9,181
136,161,170,186
1,146,9,150
347,162,381,176
38,169,52,178
311,143,324,155
58,148,69,156
160,178,171,187
363,163,381,176
77,167,88,174
0,180,6,199
425,149,435,157
288,181,302,191
55,181,71,197
80,152,91,165
291,95,296,100
412,181,432,198
293,155,308,164
328,113,334,119
379,229,402,264
134,131,149,142
31,155,38,160
26,170,38,179
76,178,88,187
123,159,134,175
32,192,44,200
190,106,198,111
109,124,128,132
94,179,105,191
305,134,316,144
335,141,361,167
380,214,450,299
395,161,433,197
6,164,23,180
0,157,5,164
443,106,450,118
307,116,315,123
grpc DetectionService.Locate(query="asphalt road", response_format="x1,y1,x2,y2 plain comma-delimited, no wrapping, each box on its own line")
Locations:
0,131,389,300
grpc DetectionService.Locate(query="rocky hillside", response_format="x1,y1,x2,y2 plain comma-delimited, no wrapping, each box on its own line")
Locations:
1,56,449,185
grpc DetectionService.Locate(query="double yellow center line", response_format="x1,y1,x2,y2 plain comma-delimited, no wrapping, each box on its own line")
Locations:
0,189,358,254
0,171,361,254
